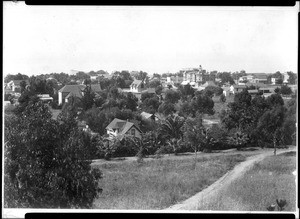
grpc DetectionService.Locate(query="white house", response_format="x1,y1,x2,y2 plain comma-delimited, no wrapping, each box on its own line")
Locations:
105,118,142,140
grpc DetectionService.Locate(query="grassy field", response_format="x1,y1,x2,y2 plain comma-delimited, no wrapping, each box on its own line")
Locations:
197,151,296,211
92,153,247,209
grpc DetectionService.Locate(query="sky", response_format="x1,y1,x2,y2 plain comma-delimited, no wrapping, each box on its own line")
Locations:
3,2,299,76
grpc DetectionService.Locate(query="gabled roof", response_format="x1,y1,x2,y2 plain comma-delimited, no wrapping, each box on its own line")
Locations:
131,80,143,87
141,111,155,119
106,118,127,130
58,84,85,93
106,118,142,137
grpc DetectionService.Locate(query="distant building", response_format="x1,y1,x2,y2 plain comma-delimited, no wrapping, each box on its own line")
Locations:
6,80,29,92
141,111,156,121
106,118,142,140
181,65,203,88
197,80,218,91
58,84,101,105
130,80,146,93
37,94,54,103
232,85,247,94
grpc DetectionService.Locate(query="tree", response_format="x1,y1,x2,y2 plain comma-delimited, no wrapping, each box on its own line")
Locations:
123,92,138,111
257,105,285,152
204,85,223,96
227,130,249,150
191,92,215,115
4,73,29,83
178,84,195,100
160,115,185,155
158,102,176,116
4,101,102,208
84,107,107,135
148,79,161,88
219,93,226,103
280,85,292,96
140,95,160,114
80,84,95,111
183,114,206,164
287,71,297,84
164,89,181,104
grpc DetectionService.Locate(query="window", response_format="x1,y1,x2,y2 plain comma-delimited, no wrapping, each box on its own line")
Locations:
131,128,136,136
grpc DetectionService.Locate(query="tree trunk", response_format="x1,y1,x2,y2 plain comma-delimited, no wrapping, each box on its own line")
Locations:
273,135,277,155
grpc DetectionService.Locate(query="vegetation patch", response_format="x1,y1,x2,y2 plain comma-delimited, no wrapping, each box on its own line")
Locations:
197,152,296,211
93,153,246,209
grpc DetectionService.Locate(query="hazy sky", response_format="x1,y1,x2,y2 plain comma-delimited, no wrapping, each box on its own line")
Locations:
3,2,298,76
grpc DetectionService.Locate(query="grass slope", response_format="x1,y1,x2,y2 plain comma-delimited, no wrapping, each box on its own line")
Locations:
198,151,296,211
92,154,246,209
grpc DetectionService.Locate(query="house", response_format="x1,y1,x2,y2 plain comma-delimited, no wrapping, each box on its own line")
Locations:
37,94,54,103
271,77,281,85
247,89,260,97
197,80,217,91
58,85,85,105
141,111,156,121
252,74,268,84
181,65,203,88
232,85,247,94
130,80,146,93
106,118,142,140
58,84,101,105
7,80,29,92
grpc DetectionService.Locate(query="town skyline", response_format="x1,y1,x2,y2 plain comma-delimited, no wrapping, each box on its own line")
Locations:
3,3,298,76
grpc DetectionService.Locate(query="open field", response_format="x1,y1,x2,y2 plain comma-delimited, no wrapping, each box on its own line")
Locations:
92,149,282,210
196,151,296,211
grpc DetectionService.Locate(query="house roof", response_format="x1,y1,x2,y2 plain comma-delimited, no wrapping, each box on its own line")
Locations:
106,118,127,130
245,82,267,88
90,84,102,92
106,118,142,138
58,84,85,93
202,81,217,87
131,80,143,87
141,112,154,119
254,74,268,80
141,88,156,94
59,85,85,99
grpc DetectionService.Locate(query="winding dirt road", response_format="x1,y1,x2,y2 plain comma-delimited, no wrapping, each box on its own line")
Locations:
164,148,296,211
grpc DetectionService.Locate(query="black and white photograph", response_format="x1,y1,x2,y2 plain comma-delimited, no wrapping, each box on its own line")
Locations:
2,2,298,217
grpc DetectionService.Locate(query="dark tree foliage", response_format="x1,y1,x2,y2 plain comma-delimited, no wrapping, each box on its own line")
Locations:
81,84,96,111
158,102,176,116
191,92,215,115
4,101,102,208
4,73,29,83
164,89,181,104
204,85,223,96
178,84,195,100
140,95,160,114
280,85,292,96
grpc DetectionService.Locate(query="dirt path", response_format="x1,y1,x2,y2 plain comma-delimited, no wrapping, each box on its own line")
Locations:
164,148,296,211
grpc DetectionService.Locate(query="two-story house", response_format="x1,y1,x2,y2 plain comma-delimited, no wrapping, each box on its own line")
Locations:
58,84,101,105
130,80,146,93
106,118,142,140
